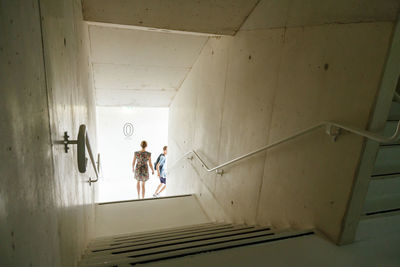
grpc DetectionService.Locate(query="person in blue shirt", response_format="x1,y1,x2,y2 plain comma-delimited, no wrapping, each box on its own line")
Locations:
153,146,167,197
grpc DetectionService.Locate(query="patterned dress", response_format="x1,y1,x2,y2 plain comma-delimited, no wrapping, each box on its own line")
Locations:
134,151,151,182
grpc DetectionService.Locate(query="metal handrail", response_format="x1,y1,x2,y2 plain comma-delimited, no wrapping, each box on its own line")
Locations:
80,125,99,185
171,120,400,175
55,124,101,185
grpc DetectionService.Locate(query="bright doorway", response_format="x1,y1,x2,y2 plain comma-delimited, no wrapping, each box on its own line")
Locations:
96,106,169,203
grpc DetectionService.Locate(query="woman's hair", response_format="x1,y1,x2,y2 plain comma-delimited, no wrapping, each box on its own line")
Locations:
163,146,168,151
140,140,147,149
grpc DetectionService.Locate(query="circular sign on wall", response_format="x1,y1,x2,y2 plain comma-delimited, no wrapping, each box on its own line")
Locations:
123,123,134,139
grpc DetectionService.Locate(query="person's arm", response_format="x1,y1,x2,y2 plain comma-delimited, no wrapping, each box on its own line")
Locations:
132,153,136,172
156,162,161,177
149,156,155,175
157,156,165,177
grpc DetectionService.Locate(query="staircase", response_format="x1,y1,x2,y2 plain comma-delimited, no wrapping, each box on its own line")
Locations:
79,194,313,266
79,100,400,266
79,222,313,266
363,99,400,217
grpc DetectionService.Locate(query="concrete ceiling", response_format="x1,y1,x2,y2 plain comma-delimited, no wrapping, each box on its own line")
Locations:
89,25,208,107
86,0,260,107
83,0,259,35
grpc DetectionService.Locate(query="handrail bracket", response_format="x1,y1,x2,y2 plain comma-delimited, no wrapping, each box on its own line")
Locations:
62,131,78,153
216,169,224,176
55,125,101,186
325,123,341,142
88,177,95,186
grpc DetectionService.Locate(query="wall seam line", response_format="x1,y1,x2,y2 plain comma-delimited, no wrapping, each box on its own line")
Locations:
36,0,61,261
233,0,262,35
239,19,396,32
37,0,57,199
254,27,288,224
168,37,210,107
214,39,231,196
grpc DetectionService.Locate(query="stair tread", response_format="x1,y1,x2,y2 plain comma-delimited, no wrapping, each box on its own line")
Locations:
89,223,234,247
82,227,273,264
84,225,264,258
88,224,242,250
91,222,228,243
362,207,400,219
388,101,400,120
364,196,400,214
371,172,400,180
372,145,400,175
88,225,252,251
80,229,313,267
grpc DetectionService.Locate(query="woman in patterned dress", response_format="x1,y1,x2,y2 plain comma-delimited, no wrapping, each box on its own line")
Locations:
132,140,154,199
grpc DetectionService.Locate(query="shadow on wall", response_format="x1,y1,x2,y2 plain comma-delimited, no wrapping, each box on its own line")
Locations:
167,7,396,244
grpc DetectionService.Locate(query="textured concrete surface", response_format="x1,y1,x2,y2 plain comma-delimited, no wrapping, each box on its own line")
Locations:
82,0,259,35
0,1,60,266
0,0,97,266
39,0,98,265
88,25,208,107
241,0,400,30
168,1,396,243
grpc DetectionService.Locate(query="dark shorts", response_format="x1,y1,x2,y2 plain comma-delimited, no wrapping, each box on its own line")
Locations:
160,177,166,184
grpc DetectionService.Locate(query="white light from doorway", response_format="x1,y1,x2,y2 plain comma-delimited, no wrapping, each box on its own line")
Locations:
96,106,169,203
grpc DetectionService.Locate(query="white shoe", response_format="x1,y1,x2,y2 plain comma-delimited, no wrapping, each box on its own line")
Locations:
153,193,157,197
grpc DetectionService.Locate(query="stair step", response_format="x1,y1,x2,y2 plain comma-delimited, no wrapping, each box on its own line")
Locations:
84,225,261,258
366,176,400,198
372,145,400,175
89,223,233,248
364,176,400,214
92,222,220,242
110,224,233,244
82,226,272,264
88,224,239,250
371,173,400,180
80,229,313,267
364,196,400,215
91,222,229,243
363,207,400,218
388,101,400,120
94,194,210,239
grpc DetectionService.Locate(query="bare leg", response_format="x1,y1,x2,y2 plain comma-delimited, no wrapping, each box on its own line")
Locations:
141,182,146,199
158,184,166,194
154,183,163,195
136,181,140,199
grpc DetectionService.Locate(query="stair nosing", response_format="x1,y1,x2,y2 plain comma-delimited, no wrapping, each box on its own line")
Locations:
81,227,273,264
89,224,236,248
85,226,264,258
81,230,313,266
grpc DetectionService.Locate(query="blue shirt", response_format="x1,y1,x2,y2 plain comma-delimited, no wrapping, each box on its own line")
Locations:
158,154,167,178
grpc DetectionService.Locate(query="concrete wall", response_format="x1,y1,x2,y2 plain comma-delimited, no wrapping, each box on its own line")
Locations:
168,1,398,243
0,0,97,266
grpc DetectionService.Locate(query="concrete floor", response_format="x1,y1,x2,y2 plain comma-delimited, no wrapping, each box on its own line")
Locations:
144,214,400,267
